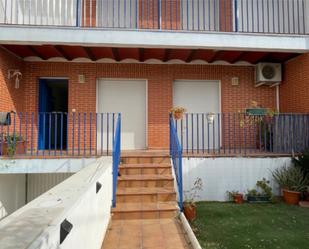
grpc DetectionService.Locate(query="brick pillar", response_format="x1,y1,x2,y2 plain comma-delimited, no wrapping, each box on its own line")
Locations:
161,0,181,30
139,0,181,30
82,0,96,27
139,0,159,29
219,0,233,32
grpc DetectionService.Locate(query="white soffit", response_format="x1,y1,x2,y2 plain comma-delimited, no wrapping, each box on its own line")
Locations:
0,26,308,53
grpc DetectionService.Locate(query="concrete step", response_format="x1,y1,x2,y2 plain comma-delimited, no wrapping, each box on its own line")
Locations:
116,187,176,203
117,175,174,188
112,202,178,220
119,163,172,175
121,156,170,164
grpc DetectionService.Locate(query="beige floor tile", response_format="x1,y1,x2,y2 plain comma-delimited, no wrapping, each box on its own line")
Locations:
142,236,165,248
101,218,190,249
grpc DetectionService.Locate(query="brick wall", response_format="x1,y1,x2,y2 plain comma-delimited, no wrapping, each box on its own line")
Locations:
280,53,309,113
0,47,24,112
82,0,96,27
21,62,275,149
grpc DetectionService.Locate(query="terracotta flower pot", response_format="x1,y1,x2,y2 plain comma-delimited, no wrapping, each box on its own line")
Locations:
283,189,301,205
234,194,244,204
183,204,196,221
0,141,26,156
173,111,184,120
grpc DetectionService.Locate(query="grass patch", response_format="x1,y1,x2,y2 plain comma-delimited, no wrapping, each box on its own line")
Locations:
191,202,309,249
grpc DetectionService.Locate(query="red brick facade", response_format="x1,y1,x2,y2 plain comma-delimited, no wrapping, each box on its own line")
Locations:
0,48,24,112
0,46,280,149
280,53,309,113
18,61,274,149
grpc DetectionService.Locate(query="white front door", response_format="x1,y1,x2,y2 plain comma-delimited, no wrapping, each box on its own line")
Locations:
173,80,220,151
97,79,147,150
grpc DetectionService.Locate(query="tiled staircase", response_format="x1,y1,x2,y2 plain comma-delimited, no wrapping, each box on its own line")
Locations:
112,153,179,220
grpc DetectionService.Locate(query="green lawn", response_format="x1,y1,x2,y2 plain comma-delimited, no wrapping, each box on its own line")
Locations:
191,202,309,249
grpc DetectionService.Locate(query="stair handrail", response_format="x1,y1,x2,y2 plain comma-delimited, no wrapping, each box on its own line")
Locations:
169,114,183,211
112,113,121,207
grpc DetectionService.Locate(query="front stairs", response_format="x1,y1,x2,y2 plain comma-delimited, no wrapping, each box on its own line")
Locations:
112,152,179,219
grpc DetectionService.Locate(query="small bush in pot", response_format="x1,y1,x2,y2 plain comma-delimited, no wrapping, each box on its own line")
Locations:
170,106,186,120
272,165,309,205
0,133,26,157
183,177,203,221
293,150,309,201
227,191,244,204
246,178,272,203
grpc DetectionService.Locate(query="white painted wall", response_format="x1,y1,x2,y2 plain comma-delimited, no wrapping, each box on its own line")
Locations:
0,157,112,249
0,158,95,174
182,157,292,201
0,172,73,221
27,173,73,202
0,174,25,220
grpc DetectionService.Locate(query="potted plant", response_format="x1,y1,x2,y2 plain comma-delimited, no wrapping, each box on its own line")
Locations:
292,150,309,201
227,191,244,204
170,106,186,120
272,165,309,205
183,177,203,221
0,133,26,157
246,178,272,203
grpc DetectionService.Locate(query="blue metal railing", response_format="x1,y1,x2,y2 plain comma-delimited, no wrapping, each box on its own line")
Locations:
112,113,121,207
0,0,307,35
174,112,309,156
169,114,183,211
0,112,119,158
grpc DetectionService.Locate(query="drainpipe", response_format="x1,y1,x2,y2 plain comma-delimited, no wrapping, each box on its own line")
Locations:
276,85,280,112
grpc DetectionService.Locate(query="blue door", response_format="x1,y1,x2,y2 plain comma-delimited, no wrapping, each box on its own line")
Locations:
38,79,68,150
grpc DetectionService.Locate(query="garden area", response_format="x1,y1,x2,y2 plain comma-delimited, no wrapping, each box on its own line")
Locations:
184,150,309,249
191,202,309,249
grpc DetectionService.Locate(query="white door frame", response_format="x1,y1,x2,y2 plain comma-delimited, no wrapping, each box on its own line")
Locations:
96,78,148,149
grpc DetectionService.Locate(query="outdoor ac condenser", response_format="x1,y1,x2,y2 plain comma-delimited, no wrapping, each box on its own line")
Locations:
255,63,282,87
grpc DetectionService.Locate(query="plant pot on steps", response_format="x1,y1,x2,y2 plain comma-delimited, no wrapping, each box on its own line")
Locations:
173,112,184,120
234,194,244,204
183,203,196,221
283,189,301,205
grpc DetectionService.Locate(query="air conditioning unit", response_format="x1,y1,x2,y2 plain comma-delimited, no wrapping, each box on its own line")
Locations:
255,63,282,87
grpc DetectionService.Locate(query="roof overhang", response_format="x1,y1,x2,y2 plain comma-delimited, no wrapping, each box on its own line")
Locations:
0,25,309,53
1,44,301,65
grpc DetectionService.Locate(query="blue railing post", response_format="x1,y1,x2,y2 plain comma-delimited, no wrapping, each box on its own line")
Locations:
76,0,80,27
169,114,183,211
234,0,238,32
178,146,183,211
112,113,121,207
